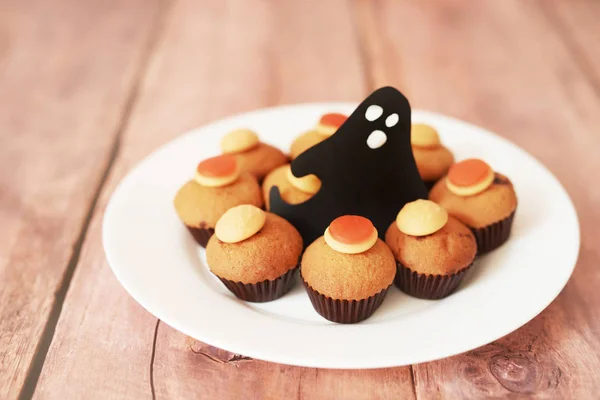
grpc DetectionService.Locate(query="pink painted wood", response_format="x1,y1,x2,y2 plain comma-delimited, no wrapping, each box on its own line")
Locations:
1,0,599,398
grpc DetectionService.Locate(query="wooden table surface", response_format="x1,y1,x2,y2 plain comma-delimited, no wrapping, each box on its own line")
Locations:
2,0,600,398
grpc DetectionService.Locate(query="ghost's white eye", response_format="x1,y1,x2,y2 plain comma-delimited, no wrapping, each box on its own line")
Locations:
367,130,387,149
385,113,399,127
365,105,383,121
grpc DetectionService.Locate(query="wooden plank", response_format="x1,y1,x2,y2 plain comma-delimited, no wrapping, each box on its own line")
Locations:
0,0,160,398
544,0,600,91
155,324,415,400
358,0,600,397
34,0,416,399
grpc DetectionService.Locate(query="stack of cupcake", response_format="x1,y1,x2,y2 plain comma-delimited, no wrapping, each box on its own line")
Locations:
173,118,517,324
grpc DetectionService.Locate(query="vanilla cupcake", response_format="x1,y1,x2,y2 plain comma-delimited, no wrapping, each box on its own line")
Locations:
429,159,517,253
301,215,396,323
385,200,477,299
206,205,303,302
290,113,347,159
411,123,454,190
221,129,288,181
262,164,321,209
173,155,264,247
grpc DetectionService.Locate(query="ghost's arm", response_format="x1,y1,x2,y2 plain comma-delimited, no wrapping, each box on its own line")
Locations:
290,142,329,179
269,185,287,208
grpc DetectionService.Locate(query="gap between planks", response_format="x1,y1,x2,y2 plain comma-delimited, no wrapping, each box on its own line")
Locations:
150,320,161,400
18,2,172,399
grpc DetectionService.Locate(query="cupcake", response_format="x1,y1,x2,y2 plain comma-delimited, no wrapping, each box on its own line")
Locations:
262,164,321,209
173,154,264,247
411,123,454,190
301,215,396,323
206,205,303,302
385,200,477,299
290,113,347,159
429,158,517,253
221,128,288,181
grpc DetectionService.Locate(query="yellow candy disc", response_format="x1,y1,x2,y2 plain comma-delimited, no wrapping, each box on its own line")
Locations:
215,205,266,243
286,165,321,194
396,199,448,237
221,129,260,154
411,123,441,148
194,171,239,187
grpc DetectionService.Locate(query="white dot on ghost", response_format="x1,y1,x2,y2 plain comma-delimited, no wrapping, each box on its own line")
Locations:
385,113,399,127
365,105,383,121
367,130,387,149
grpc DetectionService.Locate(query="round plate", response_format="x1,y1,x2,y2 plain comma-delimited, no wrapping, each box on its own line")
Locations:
103,103,579,369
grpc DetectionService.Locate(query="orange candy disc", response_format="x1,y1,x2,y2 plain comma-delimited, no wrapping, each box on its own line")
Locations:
329,215,375,244
197,154,237,177
324,215,378,254
448,159,491,186
316,113,347,137
446,159,494,196
195,154,239,187
319,113,347,129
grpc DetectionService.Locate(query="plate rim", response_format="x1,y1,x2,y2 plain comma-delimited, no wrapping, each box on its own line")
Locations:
102,102,580,369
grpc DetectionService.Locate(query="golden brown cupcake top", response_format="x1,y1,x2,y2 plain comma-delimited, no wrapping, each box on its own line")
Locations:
301,238,396,301
411,124,454,182
234,142,288,181
290,131,326,159
413,146,454,182
173,172,263,228
262,165,315,209
429,161,517,228
206,212,303,284
386,215,476,276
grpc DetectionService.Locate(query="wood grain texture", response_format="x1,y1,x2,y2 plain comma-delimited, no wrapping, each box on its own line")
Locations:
33,0,417,399
544,0,600,93
12,0,600,398
0,0,160,398
155,325,415,400
359,0,600,397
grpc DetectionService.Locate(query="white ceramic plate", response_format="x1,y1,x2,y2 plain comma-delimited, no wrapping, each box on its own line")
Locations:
103,103,579,369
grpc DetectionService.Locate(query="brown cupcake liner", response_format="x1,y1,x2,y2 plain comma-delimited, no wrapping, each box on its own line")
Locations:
186,224,214,248
302,279,390,324
217,266,299,303
395,262,473,300
470,210,516,254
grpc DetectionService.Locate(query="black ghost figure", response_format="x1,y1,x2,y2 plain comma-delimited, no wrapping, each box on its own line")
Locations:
270,86,427,245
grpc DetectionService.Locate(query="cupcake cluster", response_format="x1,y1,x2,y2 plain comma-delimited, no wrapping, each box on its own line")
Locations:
173,115,517,324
